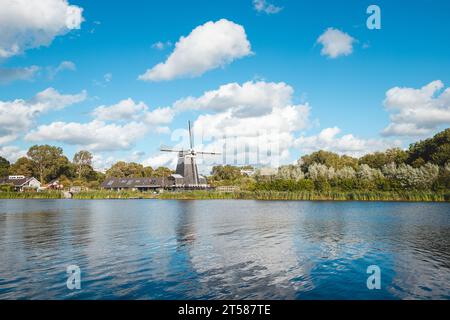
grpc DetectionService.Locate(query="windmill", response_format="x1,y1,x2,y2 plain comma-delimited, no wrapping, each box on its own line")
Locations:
160,121,220,187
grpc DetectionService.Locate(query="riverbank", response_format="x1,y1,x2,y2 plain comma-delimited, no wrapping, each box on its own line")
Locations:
0,190,449,201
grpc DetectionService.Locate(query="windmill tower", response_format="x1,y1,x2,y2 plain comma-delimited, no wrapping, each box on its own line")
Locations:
161,121,220,187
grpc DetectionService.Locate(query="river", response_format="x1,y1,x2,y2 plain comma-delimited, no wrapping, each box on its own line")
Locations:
0,199,449,299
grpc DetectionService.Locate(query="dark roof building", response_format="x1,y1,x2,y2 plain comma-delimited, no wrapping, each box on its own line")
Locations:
101,177,172,191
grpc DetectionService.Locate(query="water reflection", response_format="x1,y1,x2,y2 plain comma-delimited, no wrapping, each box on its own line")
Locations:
0,200,449,299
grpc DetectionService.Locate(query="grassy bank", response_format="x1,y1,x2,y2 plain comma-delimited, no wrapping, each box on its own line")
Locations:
0,191,63,199
159,190,450,202
72,190,158,199
0,190,449,201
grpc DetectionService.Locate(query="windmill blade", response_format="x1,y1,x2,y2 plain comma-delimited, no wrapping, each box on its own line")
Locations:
160,145,184,153
196,151,222,155
188,120,194,149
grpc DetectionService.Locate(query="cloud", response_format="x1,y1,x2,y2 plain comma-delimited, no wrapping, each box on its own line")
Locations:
0,65,40,84
138,19,252,81
92,98,174,125
93,73,112,87
253,0,283,14
143,152,178,169
152,41,172,50
382,80,450,136
0,0,84,58
93,98,148,121
25,120,148,151
173,81,294,118
0,145,26,162
317,28,356,58
294,127,401,157
143,107,175,126
0,88,87,144
48,60,76,78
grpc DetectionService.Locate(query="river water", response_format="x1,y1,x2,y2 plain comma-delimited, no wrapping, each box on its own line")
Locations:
0,199,449,299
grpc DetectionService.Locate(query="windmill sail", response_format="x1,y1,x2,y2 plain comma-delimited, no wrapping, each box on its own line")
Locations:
160,121,221,188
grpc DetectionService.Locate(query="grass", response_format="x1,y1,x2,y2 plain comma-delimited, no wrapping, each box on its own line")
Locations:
0,191,63,199
159,190,450,202
0,190,448,202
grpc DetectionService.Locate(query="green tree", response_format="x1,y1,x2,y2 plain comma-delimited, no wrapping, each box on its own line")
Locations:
106,161,145,177
0,156,10,177
407,128,450,166
73,150,93,179
300,150,358,171
211,165,241,181
359,148,408,169
27,145,66,183
9,157,35,177
153,166,172,178
143,166,154,177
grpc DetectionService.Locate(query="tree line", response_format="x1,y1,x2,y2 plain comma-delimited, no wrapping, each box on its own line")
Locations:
1,128,449,192
210,128,450,192
0,146,173,189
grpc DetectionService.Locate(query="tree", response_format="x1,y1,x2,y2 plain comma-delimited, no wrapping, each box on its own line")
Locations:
307,163,335,181
106,161,145,177
300,150,358,170
27,145,66,183
143,166,154,177
276,165,304,181
407,128,450,166
153,166,172,178
359,148,408,169
73,150,93,179
211,165,241,181
9,157,35,177
0,156,10,177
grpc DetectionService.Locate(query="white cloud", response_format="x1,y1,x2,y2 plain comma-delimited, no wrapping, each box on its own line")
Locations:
139,19,252,81
92,98,174,125
143,152,178,169
295,127,401,157
152,41,172,50
0,0,84,58
92,73,113,87
382,80,450,136
104,73,112,82
253,0,283,14
189,99,310,167
173,81,293,117
0,145,26,162
143,107,175,126
25,120,147,152
48,60,76,78
0,65,40,84
93,98,148,121
317,28,355,58
0,88,86,144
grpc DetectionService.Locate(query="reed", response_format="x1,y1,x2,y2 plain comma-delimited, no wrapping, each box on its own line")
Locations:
0,190,447,201
0,191,63,199
158,190,449,202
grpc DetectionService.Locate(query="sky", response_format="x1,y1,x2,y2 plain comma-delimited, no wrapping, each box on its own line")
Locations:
0,0,449,172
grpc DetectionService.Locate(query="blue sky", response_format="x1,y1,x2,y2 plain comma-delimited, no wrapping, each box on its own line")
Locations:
0,0,449,171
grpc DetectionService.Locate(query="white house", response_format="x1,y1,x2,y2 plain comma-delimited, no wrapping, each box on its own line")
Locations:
0,175,41,191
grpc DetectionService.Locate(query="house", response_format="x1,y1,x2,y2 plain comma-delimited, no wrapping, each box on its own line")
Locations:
101,176,171,191
43,179,64,190
216,186,240,193
0,175,41,191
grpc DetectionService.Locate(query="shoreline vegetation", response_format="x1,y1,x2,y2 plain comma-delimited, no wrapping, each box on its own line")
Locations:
0,190,448,202
1,128,449,203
